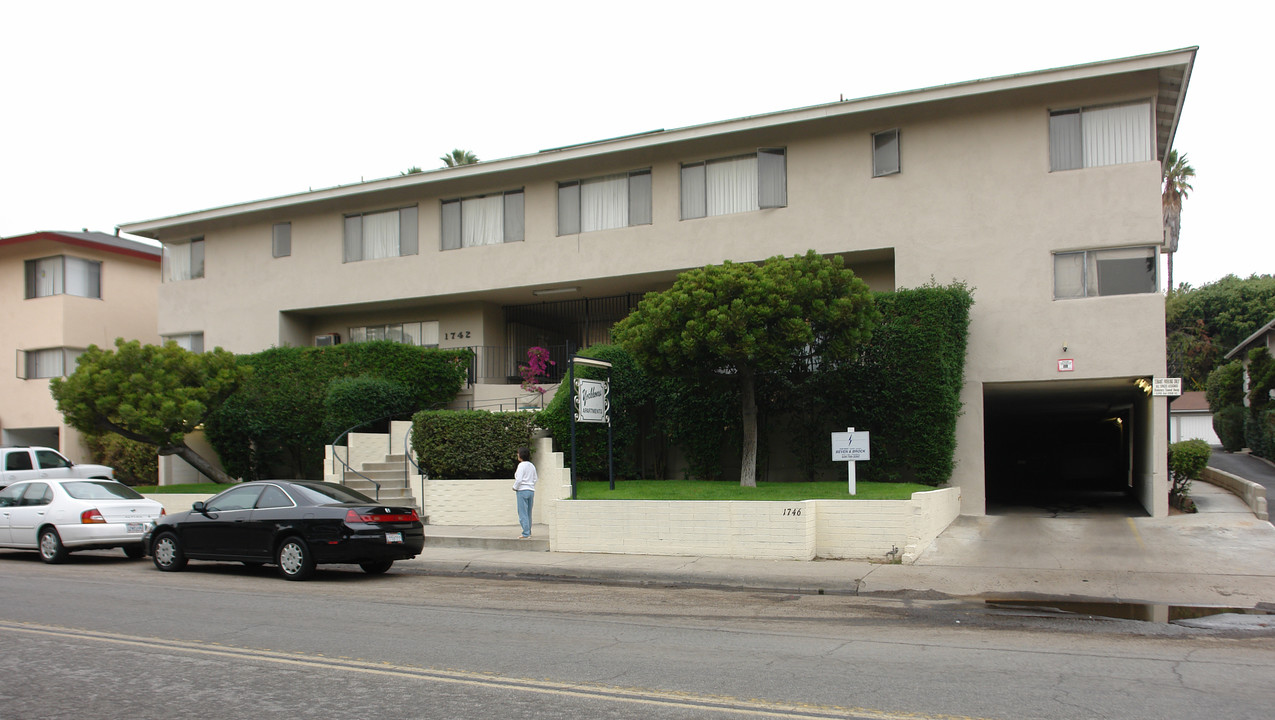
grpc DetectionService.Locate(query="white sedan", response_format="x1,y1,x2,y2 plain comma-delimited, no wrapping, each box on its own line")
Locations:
0,479,165,563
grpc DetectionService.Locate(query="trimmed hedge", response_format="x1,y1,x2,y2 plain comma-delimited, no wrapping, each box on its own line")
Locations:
322,375,415,440
412,410,537,479
206,342,471,480
1214,405,1247,452
792,283,973,485
1244,410,1275,461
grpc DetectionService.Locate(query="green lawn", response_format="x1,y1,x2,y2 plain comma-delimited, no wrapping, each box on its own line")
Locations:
136,483,226,494
573,479,934,501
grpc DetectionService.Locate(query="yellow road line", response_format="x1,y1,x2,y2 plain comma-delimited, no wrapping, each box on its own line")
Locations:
0,620,997,720
1126,518,1147,549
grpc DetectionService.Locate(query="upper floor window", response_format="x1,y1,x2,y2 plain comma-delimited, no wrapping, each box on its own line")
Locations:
163,332,204,353
441,190,523,250
16,347,83,379
1053,247,1157,299
344,207,418,262
348,321,440,348
557,170,651,235
163,238,205,281
272,223,291,258
681,148,786,220
24,256,101,299
873,129,900,177
1049,101,1152,172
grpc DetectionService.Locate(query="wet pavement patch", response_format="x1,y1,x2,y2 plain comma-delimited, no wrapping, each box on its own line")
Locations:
984,599,1275,625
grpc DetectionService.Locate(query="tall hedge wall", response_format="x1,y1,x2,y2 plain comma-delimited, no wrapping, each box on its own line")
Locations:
535,285,971,485
206,342,471,480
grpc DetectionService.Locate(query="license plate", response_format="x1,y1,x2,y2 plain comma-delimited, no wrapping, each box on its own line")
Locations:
385,532,403,544
127,523,144,533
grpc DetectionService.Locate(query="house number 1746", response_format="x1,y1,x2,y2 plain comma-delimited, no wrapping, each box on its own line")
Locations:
783,508,802,516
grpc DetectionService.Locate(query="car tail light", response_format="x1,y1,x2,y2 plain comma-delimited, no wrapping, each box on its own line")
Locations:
80,509,106,524
346,509,419,524
160,507,166,516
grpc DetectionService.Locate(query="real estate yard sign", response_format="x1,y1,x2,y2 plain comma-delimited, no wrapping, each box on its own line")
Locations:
831,428,870,495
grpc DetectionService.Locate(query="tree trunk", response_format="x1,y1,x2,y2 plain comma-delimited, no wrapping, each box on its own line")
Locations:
161,441,237,484
93,418,237,484
1166,251,1174,294
739,369,757,488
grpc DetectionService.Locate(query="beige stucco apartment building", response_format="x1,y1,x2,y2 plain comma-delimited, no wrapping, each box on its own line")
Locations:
120,48,1195,518
0,231,161,461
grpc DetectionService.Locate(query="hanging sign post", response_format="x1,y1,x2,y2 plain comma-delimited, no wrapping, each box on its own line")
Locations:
569,355,614,498
830,427,870,496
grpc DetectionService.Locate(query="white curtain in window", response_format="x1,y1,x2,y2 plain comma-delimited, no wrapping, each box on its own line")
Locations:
462,196,503,246
1082,102,1151,168
680,164,706,219
421,321,440,347
34,257,63,295
706,155,758,216
362,211,400,260
1053,252,1086,299
581,174,628,232
33,349,64,379
65,257,98,298
165,243,192,282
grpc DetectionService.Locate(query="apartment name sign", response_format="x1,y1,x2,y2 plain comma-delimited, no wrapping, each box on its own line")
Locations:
574,378,610,424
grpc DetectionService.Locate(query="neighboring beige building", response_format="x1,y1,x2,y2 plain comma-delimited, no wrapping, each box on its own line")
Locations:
120,48,1195,517
0,231,161,461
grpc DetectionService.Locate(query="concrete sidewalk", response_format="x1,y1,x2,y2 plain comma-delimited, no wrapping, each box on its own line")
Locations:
403,482,1275,608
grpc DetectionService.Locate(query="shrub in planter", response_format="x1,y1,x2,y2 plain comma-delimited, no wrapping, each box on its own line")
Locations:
1168,438,1211,512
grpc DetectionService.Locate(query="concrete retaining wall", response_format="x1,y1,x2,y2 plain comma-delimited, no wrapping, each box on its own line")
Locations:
417,436,568,526
1201,467,1269,521
549,487,962,563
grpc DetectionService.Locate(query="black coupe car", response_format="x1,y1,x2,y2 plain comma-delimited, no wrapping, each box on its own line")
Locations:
146,480,425,580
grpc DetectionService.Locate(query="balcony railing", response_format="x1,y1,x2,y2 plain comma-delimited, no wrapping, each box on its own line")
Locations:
465,343,573,386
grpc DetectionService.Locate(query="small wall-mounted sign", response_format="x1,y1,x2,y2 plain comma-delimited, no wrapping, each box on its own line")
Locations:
1152,377,1182,397
1058,359,1075,372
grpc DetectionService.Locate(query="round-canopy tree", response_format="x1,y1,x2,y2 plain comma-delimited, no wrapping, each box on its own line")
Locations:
50,338,248,483
612,250,879,487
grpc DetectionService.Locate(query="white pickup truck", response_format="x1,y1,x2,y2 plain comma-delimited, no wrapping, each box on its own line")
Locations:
0,446,115,488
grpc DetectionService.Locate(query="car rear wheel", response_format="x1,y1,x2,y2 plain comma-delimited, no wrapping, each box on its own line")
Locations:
277,537,315,581
122,544,145,560
152,532,187,571
39,528,68,564
359,560,394,575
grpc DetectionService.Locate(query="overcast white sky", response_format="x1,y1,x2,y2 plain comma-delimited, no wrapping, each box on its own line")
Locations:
2,1,1270,290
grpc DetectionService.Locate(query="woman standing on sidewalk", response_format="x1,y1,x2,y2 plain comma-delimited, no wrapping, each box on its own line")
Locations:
512,447,538,539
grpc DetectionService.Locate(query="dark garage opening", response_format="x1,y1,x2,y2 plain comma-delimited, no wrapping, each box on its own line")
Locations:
984,379,1151,516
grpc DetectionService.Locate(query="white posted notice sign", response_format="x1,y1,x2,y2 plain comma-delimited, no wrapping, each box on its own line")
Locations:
831,428,870,496
831,431,871,462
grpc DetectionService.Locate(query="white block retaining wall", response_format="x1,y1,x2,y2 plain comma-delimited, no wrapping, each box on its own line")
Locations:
549,487,961,562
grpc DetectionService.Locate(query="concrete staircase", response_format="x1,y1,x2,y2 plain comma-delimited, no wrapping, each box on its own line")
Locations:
341,454,419,510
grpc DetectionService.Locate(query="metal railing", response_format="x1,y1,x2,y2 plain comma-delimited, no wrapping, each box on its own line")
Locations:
330,410,434,500
464,343,573,386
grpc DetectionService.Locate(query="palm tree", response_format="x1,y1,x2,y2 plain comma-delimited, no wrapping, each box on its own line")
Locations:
440,149,479,168
1162,150,1195,293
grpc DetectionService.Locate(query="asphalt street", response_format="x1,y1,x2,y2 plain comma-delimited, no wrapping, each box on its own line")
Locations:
2,553,1274,720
